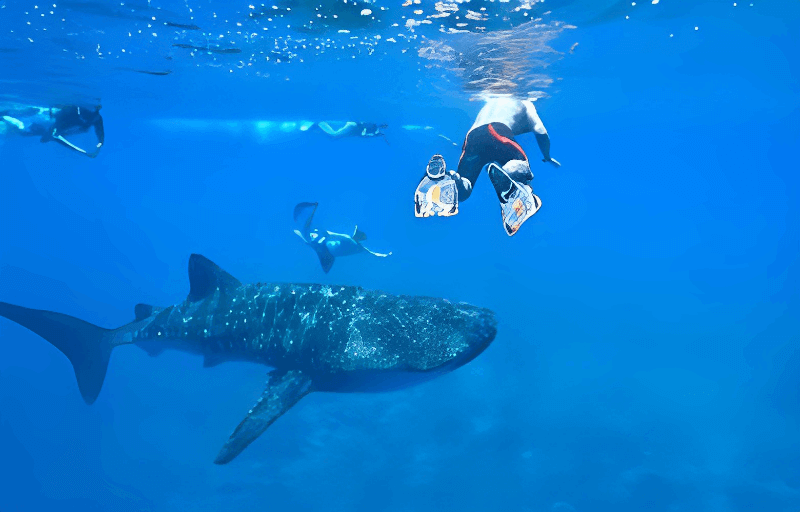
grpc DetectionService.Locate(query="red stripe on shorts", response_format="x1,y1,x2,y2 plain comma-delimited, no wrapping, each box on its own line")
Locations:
488,123,528,161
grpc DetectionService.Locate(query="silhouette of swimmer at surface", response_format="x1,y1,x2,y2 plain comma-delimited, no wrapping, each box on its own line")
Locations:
312,121,388,140
293,202,392,273
1,104,105,157
414,97,560,236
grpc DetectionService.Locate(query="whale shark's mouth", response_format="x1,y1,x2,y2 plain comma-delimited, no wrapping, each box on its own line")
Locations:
428,310,498,373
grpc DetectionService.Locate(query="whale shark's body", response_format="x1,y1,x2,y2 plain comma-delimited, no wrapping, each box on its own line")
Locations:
0,254,497,464
293,202,391,273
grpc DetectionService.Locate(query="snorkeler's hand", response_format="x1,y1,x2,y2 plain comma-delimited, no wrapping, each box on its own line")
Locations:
447,170,463,182
543,157,561,168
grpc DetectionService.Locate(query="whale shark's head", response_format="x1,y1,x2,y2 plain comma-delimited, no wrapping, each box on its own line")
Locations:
351,297,498,374
286,286,499,392
313,295,498,392
419,302,498,373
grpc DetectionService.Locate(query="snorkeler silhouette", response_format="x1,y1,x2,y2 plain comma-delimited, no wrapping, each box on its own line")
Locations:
293,202,391,273
312,121,388,141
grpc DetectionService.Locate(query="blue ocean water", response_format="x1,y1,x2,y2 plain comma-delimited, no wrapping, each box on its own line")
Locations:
0,0,798,510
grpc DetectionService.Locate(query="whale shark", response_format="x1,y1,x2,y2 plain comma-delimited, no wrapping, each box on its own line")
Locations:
0,254,497,464
293,202,391,273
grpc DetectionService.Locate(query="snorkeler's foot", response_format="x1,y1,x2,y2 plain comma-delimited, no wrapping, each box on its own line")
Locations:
488,163,541,236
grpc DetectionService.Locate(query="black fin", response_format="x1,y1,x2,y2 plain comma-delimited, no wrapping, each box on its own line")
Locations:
0,301,115,404
293,202,318,230
315,246,335,273
203,352,226,368
187,254,242,302
134,303,154,321
352,226,367,243
214,370,313,464
139,344,165,357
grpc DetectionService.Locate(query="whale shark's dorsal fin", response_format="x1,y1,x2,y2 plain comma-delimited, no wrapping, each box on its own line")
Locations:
188,254,242,302
214,369,313,464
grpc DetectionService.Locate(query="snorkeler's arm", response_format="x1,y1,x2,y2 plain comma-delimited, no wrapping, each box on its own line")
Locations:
534,132,560,167
93,116,105,150
317,121,358,137
524,101,560,168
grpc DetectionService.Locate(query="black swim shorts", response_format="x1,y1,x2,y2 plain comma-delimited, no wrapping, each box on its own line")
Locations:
455,122,528,200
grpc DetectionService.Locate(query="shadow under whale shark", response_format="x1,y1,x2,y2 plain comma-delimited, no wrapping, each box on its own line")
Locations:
0,254,497,464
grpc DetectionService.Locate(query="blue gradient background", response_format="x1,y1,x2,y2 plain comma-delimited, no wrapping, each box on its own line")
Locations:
1,2,798,511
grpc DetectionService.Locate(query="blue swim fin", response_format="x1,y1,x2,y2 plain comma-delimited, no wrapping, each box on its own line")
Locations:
315,245,336,273
293,202,318,231
352,225,367,243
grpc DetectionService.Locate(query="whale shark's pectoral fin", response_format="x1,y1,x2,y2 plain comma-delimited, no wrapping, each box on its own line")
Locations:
214,370,313,464
187,254,242,302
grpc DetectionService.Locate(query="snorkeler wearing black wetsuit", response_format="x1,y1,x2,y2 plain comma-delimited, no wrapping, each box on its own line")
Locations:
45,105,105,157
414,98,560,235
1,104,104,157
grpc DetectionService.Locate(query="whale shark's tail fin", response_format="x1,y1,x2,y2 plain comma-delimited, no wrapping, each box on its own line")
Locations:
215,369,313,464
0,301,124,404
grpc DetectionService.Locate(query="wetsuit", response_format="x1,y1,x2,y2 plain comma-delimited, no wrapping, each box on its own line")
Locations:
51,106,104,142
454,122,528,201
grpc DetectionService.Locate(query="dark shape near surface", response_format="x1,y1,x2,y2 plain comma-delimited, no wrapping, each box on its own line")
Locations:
172,43,242,54
123,68,173,76
0,254,497,463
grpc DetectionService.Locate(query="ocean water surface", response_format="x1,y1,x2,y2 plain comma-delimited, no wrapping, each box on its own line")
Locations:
0,0,798,511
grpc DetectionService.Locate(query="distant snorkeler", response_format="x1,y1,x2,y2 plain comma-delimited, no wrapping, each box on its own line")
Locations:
1,104,105,158
293,202,392,273
414,98,560,236
312,121,388,141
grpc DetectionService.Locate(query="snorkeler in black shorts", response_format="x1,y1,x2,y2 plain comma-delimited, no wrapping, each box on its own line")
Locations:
414,98,560,235
454,122,530,201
